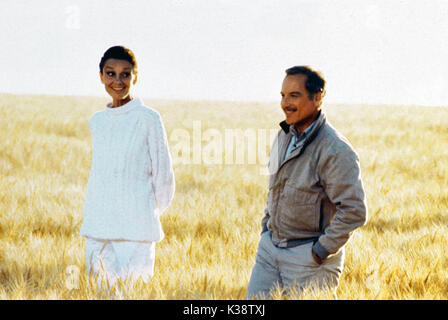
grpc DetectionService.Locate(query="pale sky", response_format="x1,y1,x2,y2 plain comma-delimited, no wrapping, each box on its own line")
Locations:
1,0,447,106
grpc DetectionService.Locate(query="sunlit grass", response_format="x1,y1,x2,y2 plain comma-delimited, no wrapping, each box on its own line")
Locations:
1,93,447,299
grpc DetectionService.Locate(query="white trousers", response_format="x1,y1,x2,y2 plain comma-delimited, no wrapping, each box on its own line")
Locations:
85,237,156,286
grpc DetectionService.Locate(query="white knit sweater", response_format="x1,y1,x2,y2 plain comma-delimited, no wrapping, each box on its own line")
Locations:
80,98,175,242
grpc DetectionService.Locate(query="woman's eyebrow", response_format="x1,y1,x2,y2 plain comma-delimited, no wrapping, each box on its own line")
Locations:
104,66,132,71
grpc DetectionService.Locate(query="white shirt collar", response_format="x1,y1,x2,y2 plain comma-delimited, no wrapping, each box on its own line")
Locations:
105,97,142,115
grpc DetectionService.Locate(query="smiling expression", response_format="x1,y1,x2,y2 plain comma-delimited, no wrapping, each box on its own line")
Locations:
280,74,322,133
100,58,137,107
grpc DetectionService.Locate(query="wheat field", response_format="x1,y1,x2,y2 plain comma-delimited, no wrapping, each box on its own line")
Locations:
0,93,447,300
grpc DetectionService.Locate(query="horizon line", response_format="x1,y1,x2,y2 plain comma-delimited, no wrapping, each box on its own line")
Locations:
0,91,447,109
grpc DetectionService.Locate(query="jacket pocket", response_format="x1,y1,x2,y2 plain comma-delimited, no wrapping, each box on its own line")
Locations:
278,183,320,233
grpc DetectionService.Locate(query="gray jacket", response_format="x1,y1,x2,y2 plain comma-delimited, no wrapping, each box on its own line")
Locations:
262,111,368,259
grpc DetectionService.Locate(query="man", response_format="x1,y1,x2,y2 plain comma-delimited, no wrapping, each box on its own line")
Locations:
246,66,368,299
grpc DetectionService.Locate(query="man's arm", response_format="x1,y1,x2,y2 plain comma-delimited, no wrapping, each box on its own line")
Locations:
261,208,270,234
312,145,368,260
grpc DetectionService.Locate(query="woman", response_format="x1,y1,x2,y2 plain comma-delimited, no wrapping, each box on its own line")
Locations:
80,46,175,286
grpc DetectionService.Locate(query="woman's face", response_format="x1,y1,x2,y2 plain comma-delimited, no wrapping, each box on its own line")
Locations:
100,58,137,107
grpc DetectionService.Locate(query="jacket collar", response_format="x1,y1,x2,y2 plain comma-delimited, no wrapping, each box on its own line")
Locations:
280,120,290,134
277,110,326,166
279,110,323,135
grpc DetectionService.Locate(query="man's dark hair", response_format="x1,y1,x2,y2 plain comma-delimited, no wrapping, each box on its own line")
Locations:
99,45,138,74
285,66,326,100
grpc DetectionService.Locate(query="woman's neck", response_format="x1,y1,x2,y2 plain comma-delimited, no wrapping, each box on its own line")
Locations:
111,96,132,108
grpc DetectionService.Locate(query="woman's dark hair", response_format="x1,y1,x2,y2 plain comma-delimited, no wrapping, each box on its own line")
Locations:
99,45,138,74
285,65,325,100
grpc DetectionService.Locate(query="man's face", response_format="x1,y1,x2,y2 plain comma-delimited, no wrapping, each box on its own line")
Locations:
281,74,322,133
